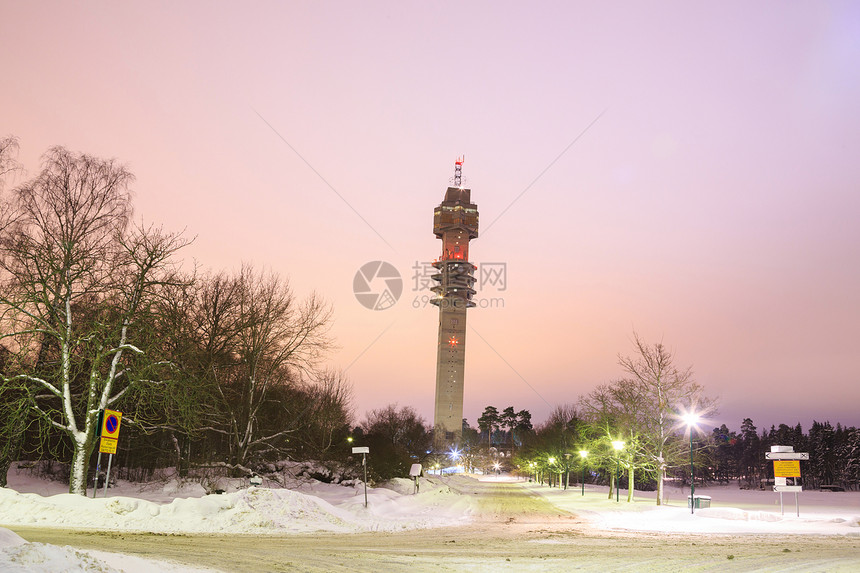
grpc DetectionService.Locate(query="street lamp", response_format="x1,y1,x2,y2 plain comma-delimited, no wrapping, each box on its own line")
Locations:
564,453,571,490
579,450,588,496
448,447,461,474
683,412,700,514
548,457,556,487
611,440,625,502
493,462,501,476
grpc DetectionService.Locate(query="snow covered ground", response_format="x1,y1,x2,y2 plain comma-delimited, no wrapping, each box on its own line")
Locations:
527,481,860,535
1,465,859,571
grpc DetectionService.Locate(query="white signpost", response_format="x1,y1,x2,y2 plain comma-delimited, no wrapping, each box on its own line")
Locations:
352,446,369,507
409,463,422,494
766,445,807,516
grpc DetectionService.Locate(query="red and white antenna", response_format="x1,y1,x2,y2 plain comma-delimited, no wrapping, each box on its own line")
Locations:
454,156,464,186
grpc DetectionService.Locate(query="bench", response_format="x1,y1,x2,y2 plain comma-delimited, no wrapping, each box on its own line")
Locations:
820,485,845,492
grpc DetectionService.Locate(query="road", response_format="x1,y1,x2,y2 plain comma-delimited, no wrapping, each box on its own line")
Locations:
11,479,860,572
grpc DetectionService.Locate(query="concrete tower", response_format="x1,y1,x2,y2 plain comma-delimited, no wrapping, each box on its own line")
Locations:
431,159,479,444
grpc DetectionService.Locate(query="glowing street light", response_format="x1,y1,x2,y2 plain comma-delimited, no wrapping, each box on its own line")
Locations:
611,440,625,502
579,450,588,496
493,462,501,476
683,412,701,514
449,447,461,462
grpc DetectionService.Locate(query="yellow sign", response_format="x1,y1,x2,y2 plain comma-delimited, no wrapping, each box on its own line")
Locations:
101,409,122,440
773,460,801,477
99,436,118,454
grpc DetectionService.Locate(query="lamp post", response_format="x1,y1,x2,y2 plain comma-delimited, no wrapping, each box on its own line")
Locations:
579,450,588,496
683,413,700,514
611,440,625,502
564,453,571,490
548,457,556,487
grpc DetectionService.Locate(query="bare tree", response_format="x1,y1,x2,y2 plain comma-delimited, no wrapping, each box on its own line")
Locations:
0,135,20,186
296,369,353,459
0,135,22,235
616,332,714,505
0,147,189,494
203,266,333,468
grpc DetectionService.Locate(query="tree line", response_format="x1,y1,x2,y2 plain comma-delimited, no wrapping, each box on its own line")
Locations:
0,139,354,493
467,334,860,497
707,418,860,490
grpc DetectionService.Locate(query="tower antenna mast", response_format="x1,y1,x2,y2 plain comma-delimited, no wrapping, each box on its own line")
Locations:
454,156,464,187
430,158,478,445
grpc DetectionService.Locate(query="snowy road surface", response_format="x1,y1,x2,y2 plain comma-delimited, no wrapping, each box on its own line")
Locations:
9,478,860,572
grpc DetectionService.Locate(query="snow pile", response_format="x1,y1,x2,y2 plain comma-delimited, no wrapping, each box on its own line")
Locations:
0,477,474,535
0,527,120,572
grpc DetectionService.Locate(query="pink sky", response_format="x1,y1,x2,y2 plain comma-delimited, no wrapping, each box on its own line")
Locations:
3,2,859,432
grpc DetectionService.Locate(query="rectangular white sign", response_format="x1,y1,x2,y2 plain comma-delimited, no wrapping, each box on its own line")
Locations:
765,452,809,460
352,446,369,454
774,485,803,492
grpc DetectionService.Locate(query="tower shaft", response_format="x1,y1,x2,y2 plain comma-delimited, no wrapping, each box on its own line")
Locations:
431,166,478,444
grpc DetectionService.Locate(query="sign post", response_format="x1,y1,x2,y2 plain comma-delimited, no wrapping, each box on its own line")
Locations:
409,464,422,494
98,409,122,497
352,446,369,508
766,446,807,516
92,411,104,498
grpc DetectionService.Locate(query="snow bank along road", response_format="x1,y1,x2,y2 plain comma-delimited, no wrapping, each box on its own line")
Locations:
11,479,860,572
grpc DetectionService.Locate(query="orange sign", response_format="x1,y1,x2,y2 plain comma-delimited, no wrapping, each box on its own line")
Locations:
773,460,801,477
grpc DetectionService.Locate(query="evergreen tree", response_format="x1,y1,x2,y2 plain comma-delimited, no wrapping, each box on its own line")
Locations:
738,418,761,488
477,406,499,448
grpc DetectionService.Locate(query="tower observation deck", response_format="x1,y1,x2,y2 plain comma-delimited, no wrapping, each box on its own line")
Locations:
431,158,479,444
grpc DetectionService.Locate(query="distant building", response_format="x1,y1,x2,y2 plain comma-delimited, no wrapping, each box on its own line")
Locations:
431,159,479,444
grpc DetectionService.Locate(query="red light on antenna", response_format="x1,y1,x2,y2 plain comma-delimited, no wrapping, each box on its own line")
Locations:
455,156,464,166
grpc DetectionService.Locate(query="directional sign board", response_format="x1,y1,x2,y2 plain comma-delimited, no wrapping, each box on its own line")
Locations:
774,485,803,492
352,446,369,454
765,452,809,460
